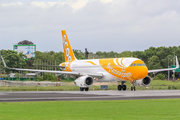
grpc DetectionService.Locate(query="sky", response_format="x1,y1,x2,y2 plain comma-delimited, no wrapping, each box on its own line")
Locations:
0,0,180,53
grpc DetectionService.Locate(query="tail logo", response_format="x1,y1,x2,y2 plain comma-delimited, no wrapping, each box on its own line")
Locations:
63,35,72,62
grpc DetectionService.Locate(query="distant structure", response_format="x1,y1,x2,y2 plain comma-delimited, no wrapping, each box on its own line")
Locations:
18,40,34,45
13,40,36,59
85,48,89,59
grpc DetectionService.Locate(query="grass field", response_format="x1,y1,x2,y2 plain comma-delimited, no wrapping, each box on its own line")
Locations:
1,80,180,91
0,99,180,120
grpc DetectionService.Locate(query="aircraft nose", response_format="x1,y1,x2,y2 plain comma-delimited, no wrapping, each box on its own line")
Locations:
131,60,148,79
142,66,148,76
138,64,148,79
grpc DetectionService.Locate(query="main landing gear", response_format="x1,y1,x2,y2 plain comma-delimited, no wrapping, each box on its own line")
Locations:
80,87,89,91
117,81,136,91
117,82,127,91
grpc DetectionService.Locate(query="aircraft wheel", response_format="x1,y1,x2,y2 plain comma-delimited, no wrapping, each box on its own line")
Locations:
131,87,133,91
80,88,84,91
131,86,136,91
85,88,89,91
117,85,122,91
123,85,127,91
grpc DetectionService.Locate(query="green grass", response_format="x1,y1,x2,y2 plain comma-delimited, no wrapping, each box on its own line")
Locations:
1,80,180,91
0,99,180,120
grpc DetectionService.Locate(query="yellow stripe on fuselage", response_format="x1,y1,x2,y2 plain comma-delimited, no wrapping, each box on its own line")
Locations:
85,61,97,65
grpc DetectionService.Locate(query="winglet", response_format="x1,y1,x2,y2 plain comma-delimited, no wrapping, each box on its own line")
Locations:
176,56,179,69
1,56,7,68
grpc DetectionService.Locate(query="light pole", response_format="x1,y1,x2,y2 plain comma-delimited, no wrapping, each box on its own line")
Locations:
168,58,173,80
21,57,22,79
173,56,176,80
168,58,170,80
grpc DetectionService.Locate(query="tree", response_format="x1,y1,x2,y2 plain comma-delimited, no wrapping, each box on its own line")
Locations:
153,73,165,80
0,50,27,73
147,55,162,70
119,51,132,57
73,49,85,59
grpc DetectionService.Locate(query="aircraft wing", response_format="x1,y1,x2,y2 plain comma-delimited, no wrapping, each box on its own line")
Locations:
148,56,179,73
1,56,103,78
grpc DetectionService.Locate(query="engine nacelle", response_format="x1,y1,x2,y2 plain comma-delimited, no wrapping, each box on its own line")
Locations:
134,76,151,87
74,76,94,88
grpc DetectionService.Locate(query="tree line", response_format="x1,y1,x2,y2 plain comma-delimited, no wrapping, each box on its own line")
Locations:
1,45,180,80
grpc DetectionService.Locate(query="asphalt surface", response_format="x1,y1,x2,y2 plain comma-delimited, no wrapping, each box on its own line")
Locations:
1,90,180,102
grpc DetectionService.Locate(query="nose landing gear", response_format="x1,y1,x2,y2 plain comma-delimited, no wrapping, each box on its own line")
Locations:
131,81,136,91
131,86,136,91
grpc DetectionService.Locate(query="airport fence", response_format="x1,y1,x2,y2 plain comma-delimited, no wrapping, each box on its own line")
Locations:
0,73,36,81
0,77,36,81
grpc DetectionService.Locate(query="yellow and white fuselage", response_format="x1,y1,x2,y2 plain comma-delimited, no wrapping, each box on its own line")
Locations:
60,58,148,82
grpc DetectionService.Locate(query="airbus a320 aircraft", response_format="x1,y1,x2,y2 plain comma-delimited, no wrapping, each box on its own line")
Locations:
1,30,179,91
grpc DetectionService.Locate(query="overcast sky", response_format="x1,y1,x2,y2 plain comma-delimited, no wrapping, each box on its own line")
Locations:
0,0,180,53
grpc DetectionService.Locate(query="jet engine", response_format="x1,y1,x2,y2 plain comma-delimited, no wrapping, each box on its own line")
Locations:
74,75,94,88
134,76,151,87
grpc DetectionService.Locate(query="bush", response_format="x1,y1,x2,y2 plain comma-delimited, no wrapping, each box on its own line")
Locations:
15,78,20,81
168,85,177,90
0,74,5,78
36,73,58,81
15,73,20,78
43,73,57,81
153,73,165,80
37,76,44,81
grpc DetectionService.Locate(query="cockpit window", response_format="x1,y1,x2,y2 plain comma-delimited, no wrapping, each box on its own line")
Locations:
137,64,141,66
130,63,146,67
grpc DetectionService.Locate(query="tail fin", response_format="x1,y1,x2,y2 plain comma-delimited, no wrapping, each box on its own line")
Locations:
61,30,77,62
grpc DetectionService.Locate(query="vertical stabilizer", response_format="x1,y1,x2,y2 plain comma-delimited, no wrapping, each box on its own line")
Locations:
61,30,77,62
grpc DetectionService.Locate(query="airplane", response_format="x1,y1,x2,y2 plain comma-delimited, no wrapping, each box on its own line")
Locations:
1,30,179,91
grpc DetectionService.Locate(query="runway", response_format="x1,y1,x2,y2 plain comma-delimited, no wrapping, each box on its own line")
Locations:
1,90,180,102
